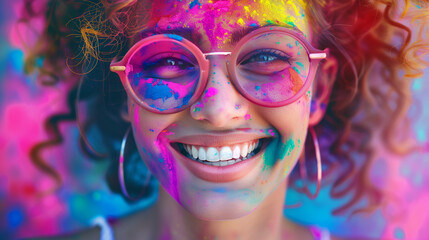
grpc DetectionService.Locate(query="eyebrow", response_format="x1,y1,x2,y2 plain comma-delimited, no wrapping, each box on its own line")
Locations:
139,23,304,47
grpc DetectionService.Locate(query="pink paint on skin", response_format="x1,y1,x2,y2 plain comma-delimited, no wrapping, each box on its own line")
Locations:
204,87,218,98
134,104,139,127
155,131,179,199
244,114,251,120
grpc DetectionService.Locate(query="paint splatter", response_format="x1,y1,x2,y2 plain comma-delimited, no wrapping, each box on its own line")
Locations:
189,0,201,9
204,87,218,98
244,114,251,120
289,68,304,94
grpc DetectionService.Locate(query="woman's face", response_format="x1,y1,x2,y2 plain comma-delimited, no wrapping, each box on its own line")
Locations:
129,0,312,220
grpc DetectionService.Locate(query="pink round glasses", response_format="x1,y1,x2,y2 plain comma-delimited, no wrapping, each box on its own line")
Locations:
110,26,327,114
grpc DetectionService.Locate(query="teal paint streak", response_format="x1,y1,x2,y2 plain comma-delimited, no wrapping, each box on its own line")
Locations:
279,138,295,159
293,66,301,74
262,136,295,169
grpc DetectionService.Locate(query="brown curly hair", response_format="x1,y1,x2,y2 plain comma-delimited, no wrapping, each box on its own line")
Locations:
19,0,429,215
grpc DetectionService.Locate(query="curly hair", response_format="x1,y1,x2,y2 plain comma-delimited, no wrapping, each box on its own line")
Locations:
20,0,429,215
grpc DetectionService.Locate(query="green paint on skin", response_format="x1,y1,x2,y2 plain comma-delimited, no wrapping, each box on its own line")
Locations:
279,138,295,159
193,107,201,112
262,137,280,169
293,66,300,74
263,135,296,169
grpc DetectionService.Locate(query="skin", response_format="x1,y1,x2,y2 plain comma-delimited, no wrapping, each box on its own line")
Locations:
117,0,335,239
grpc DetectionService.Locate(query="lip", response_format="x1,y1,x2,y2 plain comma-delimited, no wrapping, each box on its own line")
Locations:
168,136,272,183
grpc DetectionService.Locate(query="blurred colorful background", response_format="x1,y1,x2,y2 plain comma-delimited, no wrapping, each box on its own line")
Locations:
0,0,428,239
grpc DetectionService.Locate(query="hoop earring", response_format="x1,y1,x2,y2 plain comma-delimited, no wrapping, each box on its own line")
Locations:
299,126,322,199
119,127,152,200
284,126,322,208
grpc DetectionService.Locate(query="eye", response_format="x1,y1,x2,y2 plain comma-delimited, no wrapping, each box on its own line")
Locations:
141,53,197,79
238,49,292,75
240,49,291,65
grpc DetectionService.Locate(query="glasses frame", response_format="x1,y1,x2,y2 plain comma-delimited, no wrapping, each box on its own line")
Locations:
110,26,328,114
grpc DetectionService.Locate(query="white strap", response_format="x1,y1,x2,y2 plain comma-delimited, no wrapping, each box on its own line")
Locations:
91,216,115,240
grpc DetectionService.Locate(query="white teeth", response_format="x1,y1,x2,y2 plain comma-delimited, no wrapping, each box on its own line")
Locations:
191,146,198,159
180,139,262,165
199,147,207,161
206,147,219,162
241,143,248,158
232,146,241,159
220,146,233,160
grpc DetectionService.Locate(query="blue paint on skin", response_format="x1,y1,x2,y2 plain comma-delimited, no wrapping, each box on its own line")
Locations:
132,72,144,86
166,34,183,41
287,43,293,48
255,85,261,91
212,187,227,193
189,0,201,9
144,82,179,101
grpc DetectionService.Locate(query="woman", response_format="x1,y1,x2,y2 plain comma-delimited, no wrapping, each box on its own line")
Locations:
22,0,428,239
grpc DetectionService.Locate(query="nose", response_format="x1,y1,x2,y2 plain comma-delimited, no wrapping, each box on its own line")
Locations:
190,56,249,127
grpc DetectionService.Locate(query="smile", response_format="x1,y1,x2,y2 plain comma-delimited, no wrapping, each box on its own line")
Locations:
168,133,273,182
171,138,271,167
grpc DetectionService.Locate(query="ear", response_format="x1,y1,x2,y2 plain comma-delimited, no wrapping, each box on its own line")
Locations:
308,55,338,126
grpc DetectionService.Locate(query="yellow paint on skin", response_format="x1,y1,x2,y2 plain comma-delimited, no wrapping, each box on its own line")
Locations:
235,0,308,35
237,18,246,26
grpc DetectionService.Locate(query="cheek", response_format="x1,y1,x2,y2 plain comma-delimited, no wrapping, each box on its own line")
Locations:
128,102,179,186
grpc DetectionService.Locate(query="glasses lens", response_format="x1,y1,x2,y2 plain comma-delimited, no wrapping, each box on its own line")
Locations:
127,40,200,112
235,32,310,103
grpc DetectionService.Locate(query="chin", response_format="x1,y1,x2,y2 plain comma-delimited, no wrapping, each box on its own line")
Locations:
179,196,260,221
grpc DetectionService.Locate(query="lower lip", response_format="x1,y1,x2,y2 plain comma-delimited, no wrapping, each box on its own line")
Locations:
169,141,268,183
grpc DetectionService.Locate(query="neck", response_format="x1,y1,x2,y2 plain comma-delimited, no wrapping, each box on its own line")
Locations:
154,180,290,240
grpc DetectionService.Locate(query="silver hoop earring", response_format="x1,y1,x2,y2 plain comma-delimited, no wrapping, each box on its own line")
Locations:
284,126,322,208
119,127,152,200
299,126,322,199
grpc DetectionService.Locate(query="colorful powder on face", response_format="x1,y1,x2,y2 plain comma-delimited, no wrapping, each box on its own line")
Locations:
244,114,251,120
134,105,139,127
278,138,295,160
292,66,301,74
255,85,261,91
289,68,304,94
204,87,218,98
144,82,178,101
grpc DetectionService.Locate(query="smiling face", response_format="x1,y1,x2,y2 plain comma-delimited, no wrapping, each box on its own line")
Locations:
127,0,312,220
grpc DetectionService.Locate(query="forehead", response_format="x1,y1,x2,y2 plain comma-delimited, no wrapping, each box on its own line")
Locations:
145,0,310,49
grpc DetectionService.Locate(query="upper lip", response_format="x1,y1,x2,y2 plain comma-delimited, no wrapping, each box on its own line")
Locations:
169,132,272,147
